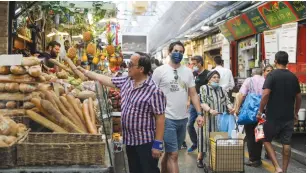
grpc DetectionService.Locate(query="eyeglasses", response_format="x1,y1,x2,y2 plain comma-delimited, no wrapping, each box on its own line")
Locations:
128,62,138,68
174,70,178,80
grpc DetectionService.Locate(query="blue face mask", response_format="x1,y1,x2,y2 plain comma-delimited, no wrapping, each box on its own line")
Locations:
210,82,219,89
171,52,183,64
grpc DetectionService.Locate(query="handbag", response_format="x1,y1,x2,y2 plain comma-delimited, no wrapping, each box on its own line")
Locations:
237,79,261,125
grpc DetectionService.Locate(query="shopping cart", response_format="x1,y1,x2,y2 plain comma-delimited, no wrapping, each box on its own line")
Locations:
203,113,245,173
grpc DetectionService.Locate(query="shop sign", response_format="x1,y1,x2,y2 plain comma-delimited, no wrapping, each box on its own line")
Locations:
225,14,256,40
258,1,298,29
238,37,257,51
246,8,270,33
219,23,235,41
288,1,306,20
203,33,224,52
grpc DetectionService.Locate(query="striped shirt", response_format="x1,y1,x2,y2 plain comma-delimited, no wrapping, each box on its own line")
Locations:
112,76,166,146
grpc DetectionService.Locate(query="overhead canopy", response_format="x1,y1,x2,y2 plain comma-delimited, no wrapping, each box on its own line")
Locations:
116,1,235,53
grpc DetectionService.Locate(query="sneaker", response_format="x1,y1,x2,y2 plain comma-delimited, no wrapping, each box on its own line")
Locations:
245,160,262,167
197,160,204,168
187,144,197,153
181,141,187,149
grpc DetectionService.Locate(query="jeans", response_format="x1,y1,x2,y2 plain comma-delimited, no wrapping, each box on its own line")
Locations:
126,142,160,173
187,104,198,146
164,118,188,152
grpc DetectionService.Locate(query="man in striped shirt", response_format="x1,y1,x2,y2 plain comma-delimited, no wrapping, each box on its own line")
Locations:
79,52,166,173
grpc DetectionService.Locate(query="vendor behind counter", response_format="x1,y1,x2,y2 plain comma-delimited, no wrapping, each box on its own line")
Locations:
38,41,61,72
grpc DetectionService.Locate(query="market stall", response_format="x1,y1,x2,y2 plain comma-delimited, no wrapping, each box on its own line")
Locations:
0,1,129,172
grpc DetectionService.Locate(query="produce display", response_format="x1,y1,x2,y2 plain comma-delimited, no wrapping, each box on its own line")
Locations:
108,88,121,112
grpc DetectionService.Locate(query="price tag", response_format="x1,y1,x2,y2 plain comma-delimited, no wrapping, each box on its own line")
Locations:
0,54,22,66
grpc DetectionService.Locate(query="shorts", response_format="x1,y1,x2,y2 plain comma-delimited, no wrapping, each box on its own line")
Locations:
263,120,294,145
164,118,188,153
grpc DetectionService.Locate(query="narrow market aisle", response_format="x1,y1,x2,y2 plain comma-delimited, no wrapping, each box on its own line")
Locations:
109,133,306,173
179,132,306,173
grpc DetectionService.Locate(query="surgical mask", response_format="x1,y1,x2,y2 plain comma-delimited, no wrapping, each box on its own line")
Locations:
193,66,199,72
210,82,219,89
171,52,183,64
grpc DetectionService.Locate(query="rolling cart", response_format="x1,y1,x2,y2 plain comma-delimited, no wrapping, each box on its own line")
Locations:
202,114,245,173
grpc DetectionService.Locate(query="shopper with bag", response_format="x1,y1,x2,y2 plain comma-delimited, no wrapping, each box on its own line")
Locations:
258,51,302,173
235,66,273,167
197,70,235,168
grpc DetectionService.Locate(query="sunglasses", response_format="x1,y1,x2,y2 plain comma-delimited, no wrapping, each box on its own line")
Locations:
174,70,178,80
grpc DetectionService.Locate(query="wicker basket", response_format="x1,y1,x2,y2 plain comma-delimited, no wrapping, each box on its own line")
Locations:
17,133,106,166
0,130,29,168
10,116,31,127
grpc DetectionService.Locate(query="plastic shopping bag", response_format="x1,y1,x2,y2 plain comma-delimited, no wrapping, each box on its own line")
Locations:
228,115,236,138
255,118,266,142
217,113,229,132
237,93,261,125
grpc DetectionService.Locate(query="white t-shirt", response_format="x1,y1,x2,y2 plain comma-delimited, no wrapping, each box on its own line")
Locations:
152,64,195,120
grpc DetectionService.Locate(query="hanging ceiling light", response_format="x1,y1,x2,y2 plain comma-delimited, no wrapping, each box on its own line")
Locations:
201,26,210,31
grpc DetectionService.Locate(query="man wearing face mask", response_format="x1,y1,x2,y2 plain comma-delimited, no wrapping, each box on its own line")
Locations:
39,41,61,72
187,55,209,154
153,41,204,173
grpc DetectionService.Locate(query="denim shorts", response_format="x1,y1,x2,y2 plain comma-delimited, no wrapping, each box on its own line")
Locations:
164,118,188,153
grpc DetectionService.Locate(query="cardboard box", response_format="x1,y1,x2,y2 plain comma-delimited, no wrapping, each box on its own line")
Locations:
210,132,244,172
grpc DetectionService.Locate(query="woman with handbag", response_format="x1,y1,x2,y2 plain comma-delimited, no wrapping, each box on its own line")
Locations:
196,70,235,168
234,65,273,167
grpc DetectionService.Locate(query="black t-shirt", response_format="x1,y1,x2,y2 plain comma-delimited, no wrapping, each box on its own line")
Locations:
195,69,210,94
263,69,301,122
38,52,55,68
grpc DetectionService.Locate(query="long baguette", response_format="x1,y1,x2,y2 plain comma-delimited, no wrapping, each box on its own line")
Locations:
51,92,86,132
43,91,59,110
40,99,84,133
62,57,88,81
48,59,74,75
88,97,96,125
26,110,67,133
66,95,85,122
31,98,54,120
82,102,97,134
59,96,88,132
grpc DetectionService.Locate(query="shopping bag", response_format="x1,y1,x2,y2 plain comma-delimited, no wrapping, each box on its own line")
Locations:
228,115,237,138
237,93,261,125
217,113,229,132
255,118,266,142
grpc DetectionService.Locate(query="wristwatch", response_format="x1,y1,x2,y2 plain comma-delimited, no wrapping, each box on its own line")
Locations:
197,112,203,116
257,111,262,116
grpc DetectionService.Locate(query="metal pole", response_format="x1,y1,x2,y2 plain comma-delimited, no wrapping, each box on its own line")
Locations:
95,81,114,168
8,1,15,54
